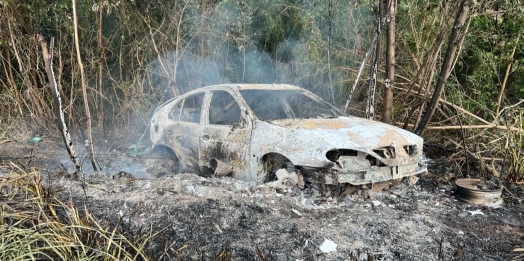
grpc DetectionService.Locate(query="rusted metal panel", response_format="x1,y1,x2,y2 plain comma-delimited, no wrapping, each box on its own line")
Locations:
337,164,425,185
151,84,428,187
456,179,503,206
209,158,233,176
163,122,201,170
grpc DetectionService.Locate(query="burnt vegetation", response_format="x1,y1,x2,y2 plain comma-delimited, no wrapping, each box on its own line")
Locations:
1,0,524,260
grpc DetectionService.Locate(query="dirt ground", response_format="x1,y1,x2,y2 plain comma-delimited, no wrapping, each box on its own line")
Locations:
1,132,523,261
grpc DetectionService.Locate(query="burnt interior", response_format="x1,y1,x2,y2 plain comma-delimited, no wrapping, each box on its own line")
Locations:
326,149,386,167
373,146,396,159
365,155,386,167
403,145,417,157
326,149,358,162
259,153,291,183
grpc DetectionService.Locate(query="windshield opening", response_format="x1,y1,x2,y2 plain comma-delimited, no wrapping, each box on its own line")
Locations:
239,90,342,121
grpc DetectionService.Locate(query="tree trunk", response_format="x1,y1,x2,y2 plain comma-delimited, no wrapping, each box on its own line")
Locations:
366,0,385,120
73,0,100,171
382,0,395,124
97,0,105,136
327,0,335,104
38,35,82,173
414,0,469,135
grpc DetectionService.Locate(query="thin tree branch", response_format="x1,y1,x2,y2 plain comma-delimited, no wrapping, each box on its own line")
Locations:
73,0,100,171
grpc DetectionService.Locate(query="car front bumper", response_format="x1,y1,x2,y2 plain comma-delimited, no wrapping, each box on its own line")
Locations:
307,161,427,185
337,162,427,185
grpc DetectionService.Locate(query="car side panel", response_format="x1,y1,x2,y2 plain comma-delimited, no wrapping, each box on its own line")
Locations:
164,121,201,170
199,89,252,180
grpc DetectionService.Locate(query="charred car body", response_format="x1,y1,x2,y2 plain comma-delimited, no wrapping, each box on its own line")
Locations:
150,84,427,190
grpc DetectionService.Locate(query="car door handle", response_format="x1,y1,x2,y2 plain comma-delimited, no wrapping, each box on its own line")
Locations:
201,135,209,141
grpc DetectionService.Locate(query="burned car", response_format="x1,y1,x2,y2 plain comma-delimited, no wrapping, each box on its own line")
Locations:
150,84,427,190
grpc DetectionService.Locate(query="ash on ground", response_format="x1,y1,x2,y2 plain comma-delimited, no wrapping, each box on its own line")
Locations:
1,138,523,261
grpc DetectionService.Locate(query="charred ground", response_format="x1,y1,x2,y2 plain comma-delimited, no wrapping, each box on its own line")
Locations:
1,134,523,261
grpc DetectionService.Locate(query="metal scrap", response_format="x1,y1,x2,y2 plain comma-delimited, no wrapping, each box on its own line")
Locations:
456,179,502,207
150,84,428,192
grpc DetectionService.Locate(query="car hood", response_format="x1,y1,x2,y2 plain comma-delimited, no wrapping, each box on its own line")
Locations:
250,116,423,166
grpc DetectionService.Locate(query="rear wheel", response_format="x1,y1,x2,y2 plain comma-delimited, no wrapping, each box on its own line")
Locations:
151,145,184,173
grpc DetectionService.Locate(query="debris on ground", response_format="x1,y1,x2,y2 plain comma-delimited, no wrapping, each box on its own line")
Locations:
319,239,338,253
0,137,523,260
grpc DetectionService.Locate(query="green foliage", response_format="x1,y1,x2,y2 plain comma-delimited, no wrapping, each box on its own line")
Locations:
455,0,524,117
0,0,379,127
1,0,523,156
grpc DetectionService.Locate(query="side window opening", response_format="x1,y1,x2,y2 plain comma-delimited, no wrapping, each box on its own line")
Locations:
209,91,241,125
239,90,287,120
180,92,205,123
168,99,183,120
287,94,329,119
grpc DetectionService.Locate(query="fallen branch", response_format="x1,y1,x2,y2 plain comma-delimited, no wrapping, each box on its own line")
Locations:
396,122,522,132
451,157,505,162
426,124,522,132
438,99,491,125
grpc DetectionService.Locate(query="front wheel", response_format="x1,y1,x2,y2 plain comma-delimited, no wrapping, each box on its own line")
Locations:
258,154,302,192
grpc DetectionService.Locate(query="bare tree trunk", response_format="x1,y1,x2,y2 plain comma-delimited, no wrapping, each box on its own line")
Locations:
38,35,82,173
327,0,335,104
400,1,451,129
366,0,385,120
73,0,100,171
382,0,395,124
97,0,105,136
414,0,469,135
200,0,207,58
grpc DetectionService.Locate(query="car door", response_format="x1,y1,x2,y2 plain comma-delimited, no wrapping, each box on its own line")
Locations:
164,92,205,171
199,89,252,179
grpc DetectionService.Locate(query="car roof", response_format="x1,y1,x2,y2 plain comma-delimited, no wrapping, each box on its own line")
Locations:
199,84,303,91
157,84,305,110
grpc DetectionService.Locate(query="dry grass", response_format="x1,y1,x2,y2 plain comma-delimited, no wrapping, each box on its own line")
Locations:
0,164,154,260
507,110,524,181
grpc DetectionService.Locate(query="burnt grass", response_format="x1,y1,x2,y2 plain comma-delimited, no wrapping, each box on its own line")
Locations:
2,137,524,260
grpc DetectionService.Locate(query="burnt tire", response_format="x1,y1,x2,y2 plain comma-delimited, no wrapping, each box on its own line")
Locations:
257,153,291,183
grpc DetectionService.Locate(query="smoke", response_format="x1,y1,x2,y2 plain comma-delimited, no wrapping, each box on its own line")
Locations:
144,0,362,104
146,48,278,102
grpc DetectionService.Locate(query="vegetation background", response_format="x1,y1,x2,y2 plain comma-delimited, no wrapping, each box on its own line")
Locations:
1,1,524,260
1,0,523,177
